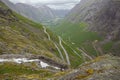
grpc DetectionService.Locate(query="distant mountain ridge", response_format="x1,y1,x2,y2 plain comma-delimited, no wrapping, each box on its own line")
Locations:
2,0,56,23
2,0,70,26
33,3,70,18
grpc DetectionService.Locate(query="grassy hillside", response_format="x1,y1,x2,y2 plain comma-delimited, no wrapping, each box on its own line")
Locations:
0,1,119,80
52,21,103,57
0,0,86,69
51,0,120,57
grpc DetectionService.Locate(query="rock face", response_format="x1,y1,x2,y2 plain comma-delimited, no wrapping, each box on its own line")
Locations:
16,3,56,22
2,0,56,23
39,56,68,70
66,0,120,39
59,55,120,80
54,0,120,56
34,3,70,18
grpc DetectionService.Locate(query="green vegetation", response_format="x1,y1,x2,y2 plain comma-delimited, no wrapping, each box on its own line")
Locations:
0,1,87,69
0,1,119,80
0,1,64,65
102,41,114,52
15,13,43,29
0,63,54,79
0,1,8,8
0,62,72,80
62,41,84,68
52,21,102,57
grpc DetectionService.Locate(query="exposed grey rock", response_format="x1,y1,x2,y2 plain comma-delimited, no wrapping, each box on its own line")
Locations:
38,56,69,70
61,0,120,56
66,0,120,39
1,0,56,23
59,55,120,80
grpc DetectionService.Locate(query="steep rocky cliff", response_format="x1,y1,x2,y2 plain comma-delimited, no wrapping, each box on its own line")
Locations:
66,0,120,39
2,0,56,23
54,0,120,56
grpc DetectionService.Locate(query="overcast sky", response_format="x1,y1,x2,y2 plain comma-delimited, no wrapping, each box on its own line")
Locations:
9,0,81,9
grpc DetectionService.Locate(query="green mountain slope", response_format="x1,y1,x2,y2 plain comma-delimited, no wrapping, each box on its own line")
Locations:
0,1,70,79
0,3,56,60
0,1,119,80
0,0,86,70
52,0,120,56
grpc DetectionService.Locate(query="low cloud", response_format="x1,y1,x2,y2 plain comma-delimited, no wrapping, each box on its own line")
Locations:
47,3,76,10
10,0,80,4
9,0,81,9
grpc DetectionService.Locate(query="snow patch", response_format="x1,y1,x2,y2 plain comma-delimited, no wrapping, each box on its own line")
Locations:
0,58,39,64
40,61,50,68
0,58,60,69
